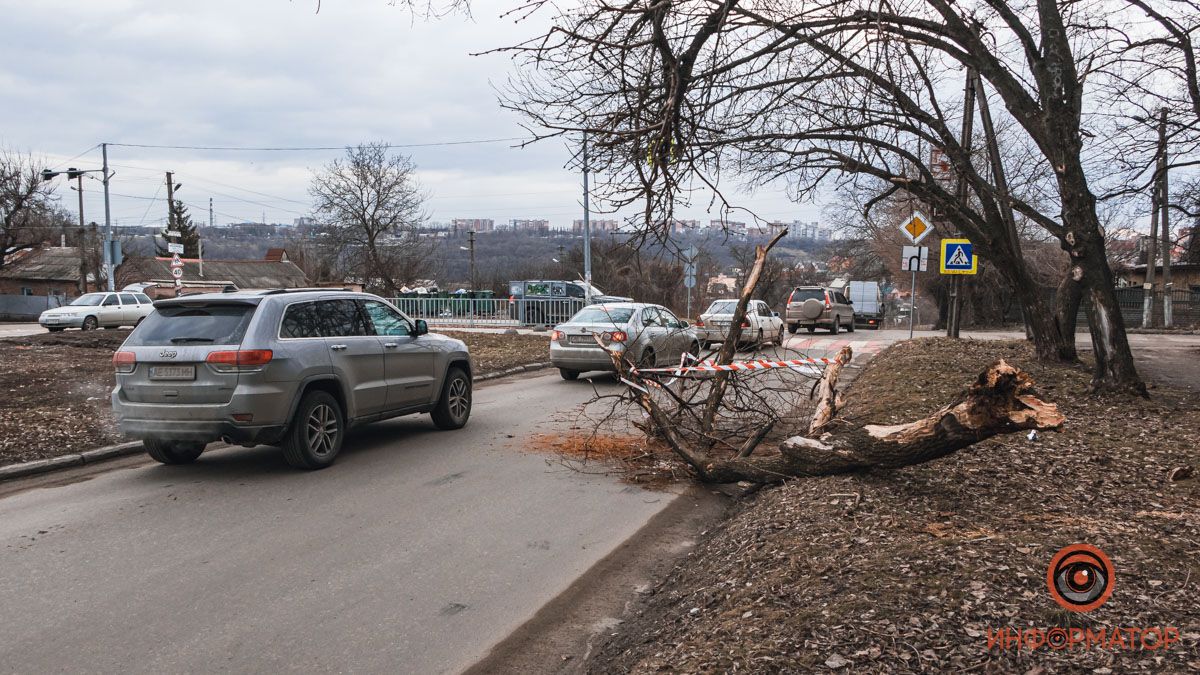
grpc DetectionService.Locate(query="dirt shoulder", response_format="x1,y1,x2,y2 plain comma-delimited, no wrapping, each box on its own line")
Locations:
0,328,548,467
587,338,1200,673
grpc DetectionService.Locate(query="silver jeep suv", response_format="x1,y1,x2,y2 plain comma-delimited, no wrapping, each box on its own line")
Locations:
111,289,473,470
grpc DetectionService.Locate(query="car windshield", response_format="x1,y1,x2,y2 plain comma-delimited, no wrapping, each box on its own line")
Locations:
791,289,825,301
69,293,106,307
570,306,634,325
705,300,738,315
125,304,255,347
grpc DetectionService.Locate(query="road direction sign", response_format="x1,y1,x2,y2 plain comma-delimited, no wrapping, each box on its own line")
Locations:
900,212,933,244
684,274,696,289
940,238,977,274
167,242,184,254
901,245,929,272
166,230,181,238
171,267,184,279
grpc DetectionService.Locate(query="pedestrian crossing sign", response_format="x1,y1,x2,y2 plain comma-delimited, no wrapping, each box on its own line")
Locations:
940,238,976,274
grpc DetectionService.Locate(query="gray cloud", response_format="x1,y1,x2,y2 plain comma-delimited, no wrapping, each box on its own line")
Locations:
0,0,818,230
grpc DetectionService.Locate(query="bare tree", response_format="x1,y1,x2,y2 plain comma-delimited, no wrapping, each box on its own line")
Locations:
1,150,56,271
495,0,1200,393
309,143,435,295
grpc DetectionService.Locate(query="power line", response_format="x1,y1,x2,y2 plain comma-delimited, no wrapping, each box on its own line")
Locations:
104,137,525,151
46,144,101,171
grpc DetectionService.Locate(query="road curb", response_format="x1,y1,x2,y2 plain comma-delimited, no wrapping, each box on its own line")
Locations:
0,364,555,483
0,441,142,482
474,361,553,382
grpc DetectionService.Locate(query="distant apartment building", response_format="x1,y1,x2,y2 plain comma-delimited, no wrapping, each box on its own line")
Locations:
670,219,701,234
572,219,620,234
709,219,747,235
451,218,495,235
293,216,318,228
511,219,551,234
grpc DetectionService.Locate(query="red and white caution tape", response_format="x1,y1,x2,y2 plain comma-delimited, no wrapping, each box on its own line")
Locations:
632,356,840,376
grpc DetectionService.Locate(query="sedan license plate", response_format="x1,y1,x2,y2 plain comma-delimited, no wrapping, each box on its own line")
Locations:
149,365,195,381
568,334,599,345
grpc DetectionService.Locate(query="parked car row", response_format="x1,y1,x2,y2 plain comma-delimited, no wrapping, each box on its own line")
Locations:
548,280,887,379
109,289,473,471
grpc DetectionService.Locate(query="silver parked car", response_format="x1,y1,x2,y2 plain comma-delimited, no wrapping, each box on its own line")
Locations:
549,302,701,380
695,299,786,347
111,289,473,470
39,291,156,331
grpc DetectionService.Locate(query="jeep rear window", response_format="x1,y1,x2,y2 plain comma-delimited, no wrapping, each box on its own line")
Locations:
126,304,255,346
791,289,824,301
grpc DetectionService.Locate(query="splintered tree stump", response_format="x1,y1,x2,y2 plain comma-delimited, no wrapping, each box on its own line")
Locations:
639,359,1064,483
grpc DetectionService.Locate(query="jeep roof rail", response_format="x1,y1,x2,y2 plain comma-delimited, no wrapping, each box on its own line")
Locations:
260,287,356,295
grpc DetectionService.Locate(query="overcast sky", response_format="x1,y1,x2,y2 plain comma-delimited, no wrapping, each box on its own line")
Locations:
0,0,820,230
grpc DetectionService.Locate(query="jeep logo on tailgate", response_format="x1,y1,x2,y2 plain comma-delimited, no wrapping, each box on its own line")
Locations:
159,350,178,359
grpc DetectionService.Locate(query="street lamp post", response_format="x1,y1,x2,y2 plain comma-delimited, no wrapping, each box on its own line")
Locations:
459,231,477,327
41,144,114,291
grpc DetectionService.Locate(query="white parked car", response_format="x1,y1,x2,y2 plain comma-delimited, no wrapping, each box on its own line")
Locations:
694,299,785,347
39,291,157,332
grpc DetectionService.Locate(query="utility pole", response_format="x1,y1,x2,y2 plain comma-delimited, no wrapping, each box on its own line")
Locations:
75,173,87,294
1158,108,1173,328
468,230,477,290
974,71,1029,338
947,67,977,338
101,143,114,291
1143,178,1160,328
582,132,593,303
165,171,176,232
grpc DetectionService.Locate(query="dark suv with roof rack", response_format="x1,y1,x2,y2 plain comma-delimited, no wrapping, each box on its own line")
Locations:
111,289,472,470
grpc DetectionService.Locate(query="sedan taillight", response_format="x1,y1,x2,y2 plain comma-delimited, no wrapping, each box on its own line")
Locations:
551,330,565,342
601,330,628,344
206,349,273,372
113,351,136,374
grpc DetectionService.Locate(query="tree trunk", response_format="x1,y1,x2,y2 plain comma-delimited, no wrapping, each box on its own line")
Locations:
1058,180,1146,395
985,236,1075,362
1055,263,1083,357
639,359,1063,483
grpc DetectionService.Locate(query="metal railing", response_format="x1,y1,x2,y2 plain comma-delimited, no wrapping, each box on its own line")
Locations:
388,296,587,327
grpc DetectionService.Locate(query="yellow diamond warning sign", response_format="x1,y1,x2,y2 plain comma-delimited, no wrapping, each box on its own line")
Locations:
900,212,932,244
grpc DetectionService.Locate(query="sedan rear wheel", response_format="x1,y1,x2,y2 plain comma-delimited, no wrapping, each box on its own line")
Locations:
638,348,656,369
82,316,98,331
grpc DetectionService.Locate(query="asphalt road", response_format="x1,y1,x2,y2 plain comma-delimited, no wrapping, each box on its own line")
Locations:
0,373,670,674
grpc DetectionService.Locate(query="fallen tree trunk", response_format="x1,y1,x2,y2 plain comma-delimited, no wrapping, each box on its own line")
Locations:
637,359,1063,483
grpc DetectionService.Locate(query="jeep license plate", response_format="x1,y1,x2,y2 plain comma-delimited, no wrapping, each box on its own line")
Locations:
149,365,195,380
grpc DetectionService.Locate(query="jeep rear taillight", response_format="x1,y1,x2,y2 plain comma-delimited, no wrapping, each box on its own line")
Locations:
113,351,136,374
206,349,273,372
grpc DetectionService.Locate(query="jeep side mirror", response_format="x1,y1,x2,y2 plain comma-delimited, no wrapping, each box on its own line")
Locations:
413,319,429,336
